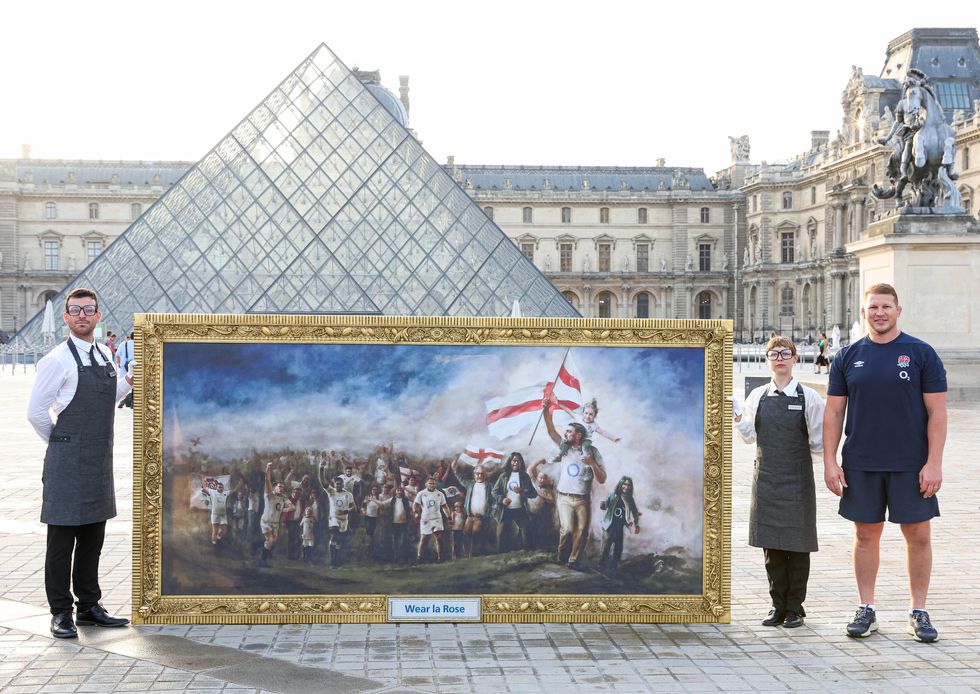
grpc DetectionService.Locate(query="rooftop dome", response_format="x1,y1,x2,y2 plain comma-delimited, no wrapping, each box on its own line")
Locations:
365,83,409,128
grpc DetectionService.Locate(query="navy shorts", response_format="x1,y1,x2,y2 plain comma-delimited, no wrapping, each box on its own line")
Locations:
838,469,940,524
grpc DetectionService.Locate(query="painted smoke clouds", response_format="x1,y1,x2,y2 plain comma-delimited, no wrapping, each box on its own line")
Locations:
163,343,704,557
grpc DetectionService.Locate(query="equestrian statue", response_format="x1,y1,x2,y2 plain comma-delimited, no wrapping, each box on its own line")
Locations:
872,68,962,211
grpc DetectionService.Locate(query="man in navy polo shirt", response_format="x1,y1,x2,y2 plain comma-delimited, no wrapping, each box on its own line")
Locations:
823,283,947,643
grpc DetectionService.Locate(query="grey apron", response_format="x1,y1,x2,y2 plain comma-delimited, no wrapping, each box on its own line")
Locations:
41,340,118,526
748,386,818,552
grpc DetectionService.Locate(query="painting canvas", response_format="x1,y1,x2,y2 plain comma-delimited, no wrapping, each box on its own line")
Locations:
133,315,731,624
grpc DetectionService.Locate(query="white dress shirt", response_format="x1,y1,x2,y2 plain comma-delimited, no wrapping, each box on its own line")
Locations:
735,377,825,463
27,335,133,442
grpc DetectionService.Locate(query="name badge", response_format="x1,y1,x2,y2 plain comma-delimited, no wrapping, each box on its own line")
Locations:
788,404,803,411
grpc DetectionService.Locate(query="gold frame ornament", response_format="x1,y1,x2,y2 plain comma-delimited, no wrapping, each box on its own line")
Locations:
132,314,732,624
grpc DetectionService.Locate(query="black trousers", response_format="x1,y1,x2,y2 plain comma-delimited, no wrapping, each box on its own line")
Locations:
763,548,810,613
45,522,106,614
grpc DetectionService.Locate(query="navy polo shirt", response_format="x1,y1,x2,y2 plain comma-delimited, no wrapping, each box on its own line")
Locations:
828,333,946,472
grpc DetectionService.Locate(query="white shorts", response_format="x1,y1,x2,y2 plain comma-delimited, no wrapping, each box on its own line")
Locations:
260,520,279,537
211,512,228,526
302,539,314,547
420,518,444,535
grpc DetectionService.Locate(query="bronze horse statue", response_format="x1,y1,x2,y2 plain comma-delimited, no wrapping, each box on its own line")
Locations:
873,73,962,210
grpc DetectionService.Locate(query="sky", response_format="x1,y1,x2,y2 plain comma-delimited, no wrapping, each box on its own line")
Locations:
162,342,706,554
3,2,977,176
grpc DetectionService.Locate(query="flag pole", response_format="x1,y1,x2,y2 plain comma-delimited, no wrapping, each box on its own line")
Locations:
527,347,571,447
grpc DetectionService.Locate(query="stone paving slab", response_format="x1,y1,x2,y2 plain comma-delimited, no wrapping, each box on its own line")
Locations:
2,366,980,692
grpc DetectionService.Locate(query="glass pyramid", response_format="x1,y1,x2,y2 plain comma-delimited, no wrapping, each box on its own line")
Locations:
6,44,576,351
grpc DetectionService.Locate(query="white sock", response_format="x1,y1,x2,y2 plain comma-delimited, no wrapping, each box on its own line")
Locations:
860,603,875,611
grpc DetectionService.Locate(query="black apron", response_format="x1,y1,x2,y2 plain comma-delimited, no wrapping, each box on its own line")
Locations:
41,340,118,526
749,386,818,552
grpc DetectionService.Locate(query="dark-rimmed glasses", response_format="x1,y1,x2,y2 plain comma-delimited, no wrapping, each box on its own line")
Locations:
66,305,99,316
766,349,794,361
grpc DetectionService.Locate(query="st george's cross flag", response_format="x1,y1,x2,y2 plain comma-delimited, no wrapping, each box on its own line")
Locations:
459,444,505,466
484,352,583,440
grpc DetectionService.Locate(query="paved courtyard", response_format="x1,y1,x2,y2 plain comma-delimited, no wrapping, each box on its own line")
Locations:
1,363,978,693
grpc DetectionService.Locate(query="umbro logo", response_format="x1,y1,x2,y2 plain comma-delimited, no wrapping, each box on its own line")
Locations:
854,361,865,368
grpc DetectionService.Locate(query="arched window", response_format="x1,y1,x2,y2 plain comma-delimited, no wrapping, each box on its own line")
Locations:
596,291,613,318
44,202,57,219
697,291,712,319
637,207,648,224
599,207,610,224
522,207,532,224
562,291,578,309
782,192,793,209
700,207,710,223
561,207,572,224
636,292,650,319
88,202,100,220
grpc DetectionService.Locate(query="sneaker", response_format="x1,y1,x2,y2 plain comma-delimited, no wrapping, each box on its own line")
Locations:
846,606,878,637
908,609,938,643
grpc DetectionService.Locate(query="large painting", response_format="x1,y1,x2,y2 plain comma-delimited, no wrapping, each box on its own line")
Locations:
133,315,731,623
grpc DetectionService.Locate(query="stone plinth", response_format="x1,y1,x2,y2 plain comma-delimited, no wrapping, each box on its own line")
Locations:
848,214,980,401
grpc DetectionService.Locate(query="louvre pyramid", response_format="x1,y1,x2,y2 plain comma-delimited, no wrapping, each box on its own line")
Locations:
7,44,576,350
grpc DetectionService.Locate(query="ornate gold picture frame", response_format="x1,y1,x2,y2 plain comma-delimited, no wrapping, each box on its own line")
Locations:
132,314,731,624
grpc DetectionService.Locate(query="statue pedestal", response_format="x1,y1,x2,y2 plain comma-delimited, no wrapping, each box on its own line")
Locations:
848,214,980,401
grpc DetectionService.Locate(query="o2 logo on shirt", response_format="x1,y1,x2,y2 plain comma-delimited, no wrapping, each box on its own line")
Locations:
426,499,436,508
614,507,624,518
508,480,520,492
566,463,581,477
897,355,911,368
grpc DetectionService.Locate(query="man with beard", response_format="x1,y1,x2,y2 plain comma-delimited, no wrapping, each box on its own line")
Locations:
824,283,947,643
27,288,134,638
543,398,607,570
452,460,495,558
491,452,538,551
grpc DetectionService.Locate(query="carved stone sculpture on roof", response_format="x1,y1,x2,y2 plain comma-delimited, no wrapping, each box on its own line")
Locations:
879,105,895,133
657,180,666,191
810,235,817,260
754,243,762,263
674,171,689,189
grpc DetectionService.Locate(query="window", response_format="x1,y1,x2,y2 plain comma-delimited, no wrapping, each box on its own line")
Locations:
600,207,610,224
520,243,534,262
782,192,793,209
637,207,648,224
86,241,102,264
935,81,971,111
562,291,578,308
483,206,493,220
636,243,649,272
964,146,970,172
636,292,650,319
597,292,612,318
697,292,712,319
780,287,795,316
131,203,142,220
559,243,573,272
598,243,611,272
700,207,710,223
561,207,571,224
44,202,57,219
44,241,59,271
811,187,817,205
781,231,795,263
522,206,533,224
88,202,99,220
699,243,711,272
752,196,757,212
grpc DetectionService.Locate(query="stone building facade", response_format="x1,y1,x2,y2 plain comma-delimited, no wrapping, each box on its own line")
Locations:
2,28,979,342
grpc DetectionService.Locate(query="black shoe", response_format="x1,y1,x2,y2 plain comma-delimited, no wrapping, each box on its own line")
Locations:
76,604,129,628
846,605,878,638
50,611,77,639
908,609,939,643
782,612,804,628
761,608,785,627
567,561,586,571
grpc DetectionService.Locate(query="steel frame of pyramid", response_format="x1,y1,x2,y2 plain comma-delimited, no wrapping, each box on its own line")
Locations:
5,44,576,352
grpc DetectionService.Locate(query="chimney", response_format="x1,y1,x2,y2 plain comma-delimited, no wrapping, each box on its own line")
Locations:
810,130,830,150
655,158,666,167
399,75,410,117
21,144,31,159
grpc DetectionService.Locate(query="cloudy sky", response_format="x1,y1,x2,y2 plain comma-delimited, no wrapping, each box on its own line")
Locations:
3,2,977,175
163,342,706,553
